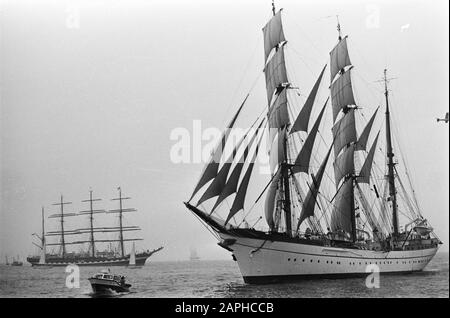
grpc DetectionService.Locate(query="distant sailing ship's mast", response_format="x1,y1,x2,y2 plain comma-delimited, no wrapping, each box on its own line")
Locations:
383,69,399,237
110,187,137,258
80,190,105,257
50,195,74,258
41,207,45,254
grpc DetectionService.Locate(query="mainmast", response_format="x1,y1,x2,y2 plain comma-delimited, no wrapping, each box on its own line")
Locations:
383,69,399,237
336,21,356,242
328,21,363,242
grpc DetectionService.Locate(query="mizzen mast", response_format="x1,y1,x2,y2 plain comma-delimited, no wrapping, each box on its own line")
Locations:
383,69,399,237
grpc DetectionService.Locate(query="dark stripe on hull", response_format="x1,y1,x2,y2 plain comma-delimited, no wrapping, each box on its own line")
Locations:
90,284,129,293
243,270,423,284
29,257,148,267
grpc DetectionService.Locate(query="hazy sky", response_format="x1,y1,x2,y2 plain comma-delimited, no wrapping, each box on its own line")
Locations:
1,0,448,262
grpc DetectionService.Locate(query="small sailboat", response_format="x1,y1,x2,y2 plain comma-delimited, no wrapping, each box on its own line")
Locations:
127,242,141,268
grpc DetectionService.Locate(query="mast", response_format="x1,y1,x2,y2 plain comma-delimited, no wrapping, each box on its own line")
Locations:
41,207,45,247
262,2,292,235
336,15,342,41
110,187,136,258
383,69,399,237
282,140,292,236
51,195,73,259
350,177,356,242
328,20,360,241
80,190,104,257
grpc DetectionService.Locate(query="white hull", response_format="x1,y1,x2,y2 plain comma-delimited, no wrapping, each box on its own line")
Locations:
220,233,438,284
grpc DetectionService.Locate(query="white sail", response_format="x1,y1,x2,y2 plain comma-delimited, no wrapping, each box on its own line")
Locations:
189,96,247,201
196,128,249,206
291,65,327,134
129,242,136,266
268,88,290,132
264,170,282,230
356,107,379,151
226,134,263,224
332,109,357,158
263,10,286,61
355,182,382,235
330,68,356,122
358,132,380,184
330,36,352,82
264,45,288,105
297,145,333,230
292,99,328,174
330,178,354,234
269,128,286,175
211,124,261,212
333,144,355,186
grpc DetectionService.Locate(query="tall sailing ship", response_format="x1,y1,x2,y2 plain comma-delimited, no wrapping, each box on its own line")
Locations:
27,188,163,266
184,3,442,283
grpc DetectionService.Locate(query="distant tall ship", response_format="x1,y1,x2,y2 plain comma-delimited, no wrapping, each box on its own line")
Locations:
4,255,23,266
27,188,163,267
10,256,23,266
184,2,442,283
189,248,201,261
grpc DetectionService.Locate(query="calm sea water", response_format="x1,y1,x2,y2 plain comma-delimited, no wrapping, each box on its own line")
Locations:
0,252,448,298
